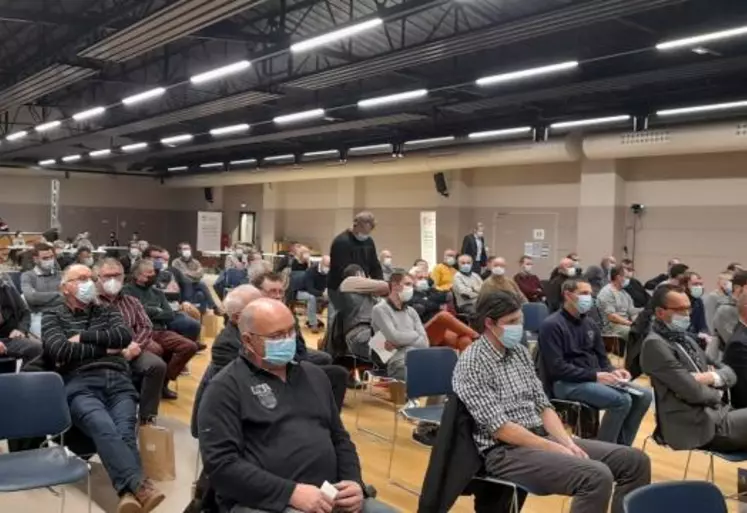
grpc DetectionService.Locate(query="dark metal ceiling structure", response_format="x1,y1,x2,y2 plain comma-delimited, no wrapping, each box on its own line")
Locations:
0,0,745,177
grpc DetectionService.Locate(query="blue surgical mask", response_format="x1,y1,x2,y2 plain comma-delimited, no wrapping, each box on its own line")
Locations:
576,294,594,314
690,285,704,299
725,281,733,296
670,314,690,332
495,324,524,349
459,264,472,274
415,279,429,292
623,278,631,288
263,334,297,366
75,279,96,304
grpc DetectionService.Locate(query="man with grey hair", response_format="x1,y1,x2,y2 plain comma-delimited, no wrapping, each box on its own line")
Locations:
199,298,398,513
212,285,263,373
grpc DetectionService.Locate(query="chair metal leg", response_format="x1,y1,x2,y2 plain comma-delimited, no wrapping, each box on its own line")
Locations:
387,409,399,479
511,487,519,513
59,486,66,513
707,453,715,483
87,467,92,513
194,450,202,481
684,450,693,479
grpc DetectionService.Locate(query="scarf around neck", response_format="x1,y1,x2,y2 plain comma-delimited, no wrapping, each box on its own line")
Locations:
652,318,705,371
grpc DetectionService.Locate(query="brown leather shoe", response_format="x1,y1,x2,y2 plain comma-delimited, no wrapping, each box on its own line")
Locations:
134,480,165,513
117,493,142,513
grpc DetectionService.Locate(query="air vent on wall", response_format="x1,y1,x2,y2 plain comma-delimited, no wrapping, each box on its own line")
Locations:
737,123,747,137
619,131,672,146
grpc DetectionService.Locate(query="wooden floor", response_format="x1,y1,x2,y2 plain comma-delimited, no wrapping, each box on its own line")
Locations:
164,317,746,512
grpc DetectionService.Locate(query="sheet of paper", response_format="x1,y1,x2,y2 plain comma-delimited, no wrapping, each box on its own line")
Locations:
370,331,394,364
321,481,339,500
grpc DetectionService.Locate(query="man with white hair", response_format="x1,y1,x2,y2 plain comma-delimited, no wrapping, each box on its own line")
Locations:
212,285,263,373
43,264,165,512
379,249,394,282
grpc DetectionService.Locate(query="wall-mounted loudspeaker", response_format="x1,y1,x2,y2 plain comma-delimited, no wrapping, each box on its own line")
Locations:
433,172,449,197
204,187,214,204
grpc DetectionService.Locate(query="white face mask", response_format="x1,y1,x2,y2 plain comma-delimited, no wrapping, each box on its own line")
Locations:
475,231,484,238
75,279,96,304
523,264,533,273
181,249,192,259
445,256,456,266
399,286,414,302
491,266,506,276
382,257,392,266
102,278,123,296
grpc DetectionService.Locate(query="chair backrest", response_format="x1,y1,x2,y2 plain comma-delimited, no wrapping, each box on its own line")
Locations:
0,372,71,440
522,302,548,333
623,481,726,513
405,347,458,399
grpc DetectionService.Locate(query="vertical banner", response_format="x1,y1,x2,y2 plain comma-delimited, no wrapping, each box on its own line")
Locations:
196,211,222,252
50,179,60,229
420,211,437,268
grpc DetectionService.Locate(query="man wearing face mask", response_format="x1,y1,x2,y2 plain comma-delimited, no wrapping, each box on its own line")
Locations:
454,290,650,513
684,271,709,338
199,298,398,513
546,257,578,313
95,258,167,424
431,249,457,292
597,267,638,344
211,285,263,374
21,242,64,337
620,259,648,309
76,247,95,268
461,222,488,274
539,280,652,446
641,285,747,452
121,241,141,275
514,255,544,303
299,255,330,334
172,242,220,314
704,272,733,333
225,244,247,271
42,264,166,512
583,256,616,296
479,256,527,304
123,259,198,399
452,254,483,315
379,250,394,282
0,272,43,367
713,270,747,351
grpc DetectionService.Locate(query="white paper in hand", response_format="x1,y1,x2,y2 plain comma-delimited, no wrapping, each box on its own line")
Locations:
370,331,394,364
321,481,339,501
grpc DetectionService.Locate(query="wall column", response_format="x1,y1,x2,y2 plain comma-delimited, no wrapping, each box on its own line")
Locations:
333,177,365,235
259,183,278,252
576,159,627,262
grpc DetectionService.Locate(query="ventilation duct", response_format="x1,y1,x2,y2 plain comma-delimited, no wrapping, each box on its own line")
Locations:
0,65,98,111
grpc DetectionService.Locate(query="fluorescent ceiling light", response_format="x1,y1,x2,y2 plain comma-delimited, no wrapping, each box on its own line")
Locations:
229,158,256,166
121,142,148,152
304,149,339,157
404,136,456,146
550,115,631,130
160,134,193,146
62,154,82,162
476,60,578,87
468,126,533,139
6,131,27,141
35,120,62,132
90,149,112,158
348,143,393,154
656,24,747,51
168,166,188,171
189,60,251,85
72,106,106,121
656,99,747,117
358,89,428,108
291,18,383,53
273,108,325,124
122,87,166,106
210,123,250,137
200,162,224,168
264,154,295,162
39,159,56,166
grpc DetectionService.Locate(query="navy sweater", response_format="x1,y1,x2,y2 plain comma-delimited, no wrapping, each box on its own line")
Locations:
688,295,709,335
539,309,613,383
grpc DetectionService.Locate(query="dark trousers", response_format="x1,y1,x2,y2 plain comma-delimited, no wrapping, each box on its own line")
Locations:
66,369,142,495
151,330,199,381
168,311,202,341
1,337,43,366
130,351,167,420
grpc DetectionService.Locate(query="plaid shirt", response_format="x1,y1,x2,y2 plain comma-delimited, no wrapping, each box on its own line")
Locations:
100,294,154,349
453,336,552,452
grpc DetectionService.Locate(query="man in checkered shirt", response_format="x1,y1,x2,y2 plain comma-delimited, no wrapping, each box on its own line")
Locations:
453,290,650,513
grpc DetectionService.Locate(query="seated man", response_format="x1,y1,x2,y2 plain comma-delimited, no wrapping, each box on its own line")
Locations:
121,241,141,276
546,257,577,312
723,294,747,409
583,256,616,296
224,244,248,271
641,284,746,452
54,240,74,270
75,247,95,268
338,264,390,360
704,271,733,334
685,271,709,338
430,249,457,292
513,255,545,303
379,249,394,282
123,259,198,399
713,270,747,349
95,258,167,424
212,285,262,374
454,290,651,513
452,255,483,314
644,258,681,291
479,256,527,304
198,298,397,513
0,272,42,366
620,259,649,309
298,255,329,334
21,242,64,336
597,267,638,342
539,279,652,446
43,264,165,512
171,242,219,313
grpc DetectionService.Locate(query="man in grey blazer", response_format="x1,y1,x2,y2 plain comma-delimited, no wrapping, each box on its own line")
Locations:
641,284,747,452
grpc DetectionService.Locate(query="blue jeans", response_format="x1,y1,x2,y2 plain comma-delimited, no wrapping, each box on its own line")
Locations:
553,380,652,446
66,369,141,495
296,291,318,327
169,311,201,342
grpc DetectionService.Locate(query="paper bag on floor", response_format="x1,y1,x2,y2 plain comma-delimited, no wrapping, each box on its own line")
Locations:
202,312,220,340
139,424,176,481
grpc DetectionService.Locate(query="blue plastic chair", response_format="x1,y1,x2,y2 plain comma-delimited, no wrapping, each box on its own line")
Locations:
522,302,549,340
624,481,726,513
0,372,90,511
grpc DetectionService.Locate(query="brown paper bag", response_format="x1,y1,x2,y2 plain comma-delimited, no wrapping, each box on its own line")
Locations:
139,424,176,481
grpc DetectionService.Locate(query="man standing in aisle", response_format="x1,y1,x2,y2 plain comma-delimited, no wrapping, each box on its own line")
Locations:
461,222,488,274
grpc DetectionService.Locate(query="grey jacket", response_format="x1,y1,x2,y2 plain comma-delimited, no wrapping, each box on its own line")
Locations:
20,268,63,313
713,296,738,346
640,330,736,450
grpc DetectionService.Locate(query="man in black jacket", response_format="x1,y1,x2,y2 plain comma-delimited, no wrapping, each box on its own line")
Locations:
198,298,397,513
723,293,747,409
298,255,329,333
644,258,681,291
212,285,262,373
0,273,42,365
621,259,648,308
460,222,488,274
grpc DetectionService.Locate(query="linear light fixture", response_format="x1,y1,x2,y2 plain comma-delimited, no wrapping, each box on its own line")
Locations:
72,106,106,121
209,123,250,137
404,136,456,147
168,166,188,172
6,131,27,141
656,24,747,51
122,87,167,106
35,120,62,132
90,149,112,158
468,126,533,139
39,159,56,166
304,149,339,158
189,60,251,85
358,89,428,108
200,162,224,168
229,158,257,166
291,18,383,53
62,154,82,162
476,60,578,87
656,99,747,117
550,114,631,130
347,143,393,155
273,108,325,124
160,134,193,146
264,154,295,162
121,142,149,152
